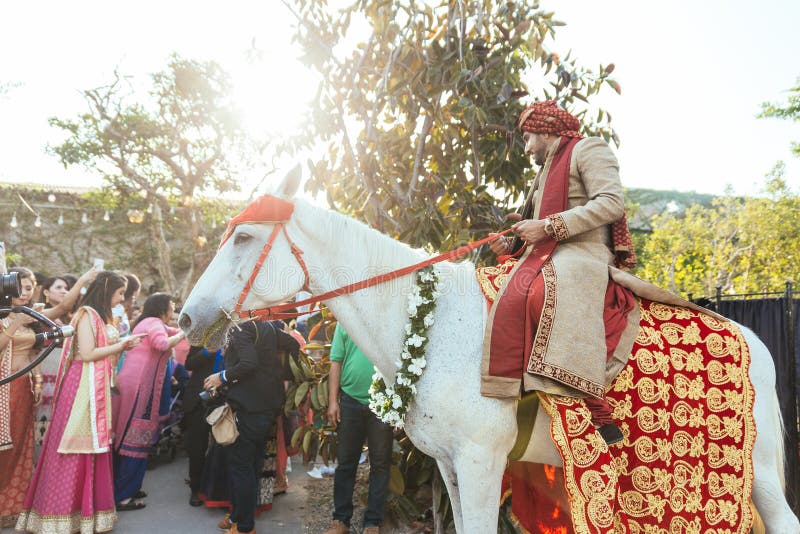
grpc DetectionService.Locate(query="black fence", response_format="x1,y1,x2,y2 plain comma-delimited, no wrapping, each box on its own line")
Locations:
691,282,799,515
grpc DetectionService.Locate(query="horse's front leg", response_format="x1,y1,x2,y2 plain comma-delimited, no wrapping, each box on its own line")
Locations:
451,442,509,533
434,459,463,534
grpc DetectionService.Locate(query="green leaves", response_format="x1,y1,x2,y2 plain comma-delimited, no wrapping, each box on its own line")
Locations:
389,464,406,495
294,381,310,407
48,56,248,296
636,174,800,297
759,78,800,158
288,0,620,254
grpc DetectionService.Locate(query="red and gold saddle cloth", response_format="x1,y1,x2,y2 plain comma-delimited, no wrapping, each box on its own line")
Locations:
476,257,518,304
501,299,756,534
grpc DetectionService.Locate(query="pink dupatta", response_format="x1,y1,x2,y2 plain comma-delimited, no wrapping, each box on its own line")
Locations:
54,306,113,454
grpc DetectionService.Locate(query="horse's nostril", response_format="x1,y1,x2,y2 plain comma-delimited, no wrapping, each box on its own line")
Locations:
178,313,192,330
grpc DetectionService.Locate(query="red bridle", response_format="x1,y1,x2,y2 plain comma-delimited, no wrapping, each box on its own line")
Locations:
230,221,312,322
226,215,515,324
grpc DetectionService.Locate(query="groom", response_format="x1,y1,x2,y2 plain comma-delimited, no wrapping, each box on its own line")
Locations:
483,100,638,445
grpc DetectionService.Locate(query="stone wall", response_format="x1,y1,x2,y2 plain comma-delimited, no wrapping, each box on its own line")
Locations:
0,182,239,296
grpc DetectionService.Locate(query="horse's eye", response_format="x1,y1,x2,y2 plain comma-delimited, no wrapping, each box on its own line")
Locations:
234,233,252,245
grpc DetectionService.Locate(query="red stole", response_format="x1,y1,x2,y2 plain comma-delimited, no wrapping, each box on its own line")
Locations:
487,137,580,379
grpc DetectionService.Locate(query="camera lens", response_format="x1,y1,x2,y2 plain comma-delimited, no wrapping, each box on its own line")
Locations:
0,272,21,300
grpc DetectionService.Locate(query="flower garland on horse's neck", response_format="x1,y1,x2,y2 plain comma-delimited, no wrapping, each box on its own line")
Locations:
369,265,441,428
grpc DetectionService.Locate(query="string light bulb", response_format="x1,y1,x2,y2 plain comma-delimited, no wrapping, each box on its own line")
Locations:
10,212,18,228
103,210,110,221
34,215,42,228
81,213,88,224
127,209,145,224
48,194,56,203
58,213,64,225
211,219,217,230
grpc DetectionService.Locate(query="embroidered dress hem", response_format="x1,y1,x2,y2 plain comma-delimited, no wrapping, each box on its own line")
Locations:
2,514,20,528
20,359,116,534
15,508,117,534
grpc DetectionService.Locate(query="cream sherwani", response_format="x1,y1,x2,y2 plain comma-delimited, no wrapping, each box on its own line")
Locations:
482,137,720,399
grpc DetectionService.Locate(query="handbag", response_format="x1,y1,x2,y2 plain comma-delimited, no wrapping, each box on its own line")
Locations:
206,403,239,446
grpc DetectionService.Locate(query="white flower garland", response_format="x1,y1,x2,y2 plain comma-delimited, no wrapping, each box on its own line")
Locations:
368,265,441,428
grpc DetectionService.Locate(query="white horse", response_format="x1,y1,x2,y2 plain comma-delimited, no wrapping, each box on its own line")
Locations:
180,171,799,533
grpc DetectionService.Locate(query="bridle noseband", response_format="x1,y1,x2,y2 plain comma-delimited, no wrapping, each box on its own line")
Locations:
229,221,311,324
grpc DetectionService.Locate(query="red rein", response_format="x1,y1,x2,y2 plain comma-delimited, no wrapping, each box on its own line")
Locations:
230,221,515,323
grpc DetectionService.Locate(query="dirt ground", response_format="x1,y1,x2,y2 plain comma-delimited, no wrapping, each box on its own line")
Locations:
301,460,434,534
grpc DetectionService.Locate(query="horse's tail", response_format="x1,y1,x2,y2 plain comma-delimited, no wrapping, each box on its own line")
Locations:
751,387,786,534
772,388,787,492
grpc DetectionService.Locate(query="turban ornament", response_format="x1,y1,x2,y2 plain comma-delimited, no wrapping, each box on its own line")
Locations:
517,100,582,138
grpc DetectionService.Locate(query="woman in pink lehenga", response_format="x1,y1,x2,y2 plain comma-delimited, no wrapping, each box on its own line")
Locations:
16,271,144,534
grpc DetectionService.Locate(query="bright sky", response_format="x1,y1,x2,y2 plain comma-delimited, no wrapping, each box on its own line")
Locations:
1,0,799,198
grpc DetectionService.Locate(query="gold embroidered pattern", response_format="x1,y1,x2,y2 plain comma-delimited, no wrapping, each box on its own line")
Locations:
540,299,756,533
16,508,116,534
475,258,518,303
527,261,605,397
550,212,570,240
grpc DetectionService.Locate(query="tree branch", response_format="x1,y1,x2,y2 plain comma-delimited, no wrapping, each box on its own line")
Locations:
407,113,433,200
471,123,482,187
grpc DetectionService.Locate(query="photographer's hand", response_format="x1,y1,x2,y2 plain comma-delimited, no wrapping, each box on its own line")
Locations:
79,266,101,284
0,313,35,352
9,312,35,326
46,266,100,320
204,373,223,391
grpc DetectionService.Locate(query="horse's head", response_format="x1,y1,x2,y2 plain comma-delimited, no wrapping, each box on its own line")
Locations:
179,166,306,348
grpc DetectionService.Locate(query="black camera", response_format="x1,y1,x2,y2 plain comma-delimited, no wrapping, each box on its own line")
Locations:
199,384,227,403
1,271,22,313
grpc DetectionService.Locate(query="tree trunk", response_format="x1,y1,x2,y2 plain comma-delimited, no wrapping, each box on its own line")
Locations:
177,204,219,301
148,205,177,294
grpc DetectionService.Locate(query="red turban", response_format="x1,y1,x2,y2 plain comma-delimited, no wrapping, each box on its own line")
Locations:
517,100,582,138
220,195,295,247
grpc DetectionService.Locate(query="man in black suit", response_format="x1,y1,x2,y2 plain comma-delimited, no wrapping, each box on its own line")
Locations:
203,321,299,534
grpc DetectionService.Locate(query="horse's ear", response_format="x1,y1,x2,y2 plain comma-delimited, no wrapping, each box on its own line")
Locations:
275,164,302,199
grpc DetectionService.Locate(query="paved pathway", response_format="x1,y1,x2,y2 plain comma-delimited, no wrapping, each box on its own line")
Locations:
113,455,309,533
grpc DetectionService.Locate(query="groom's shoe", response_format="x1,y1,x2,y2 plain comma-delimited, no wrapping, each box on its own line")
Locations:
598,423,624,445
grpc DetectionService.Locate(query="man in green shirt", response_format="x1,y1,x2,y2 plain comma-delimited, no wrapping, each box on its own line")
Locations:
324,325,393,534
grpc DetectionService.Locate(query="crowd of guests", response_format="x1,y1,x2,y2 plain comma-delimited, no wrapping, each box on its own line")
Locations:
0,267,184,532
0,265,392,534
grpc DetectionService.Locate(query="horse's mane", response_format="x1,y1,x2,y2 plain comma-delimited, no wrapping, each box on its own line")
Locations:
293,199,429,270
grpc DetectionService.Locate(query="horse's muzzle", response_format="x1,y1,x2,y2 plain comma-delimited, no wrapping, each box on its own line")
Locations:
178,312,192,330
